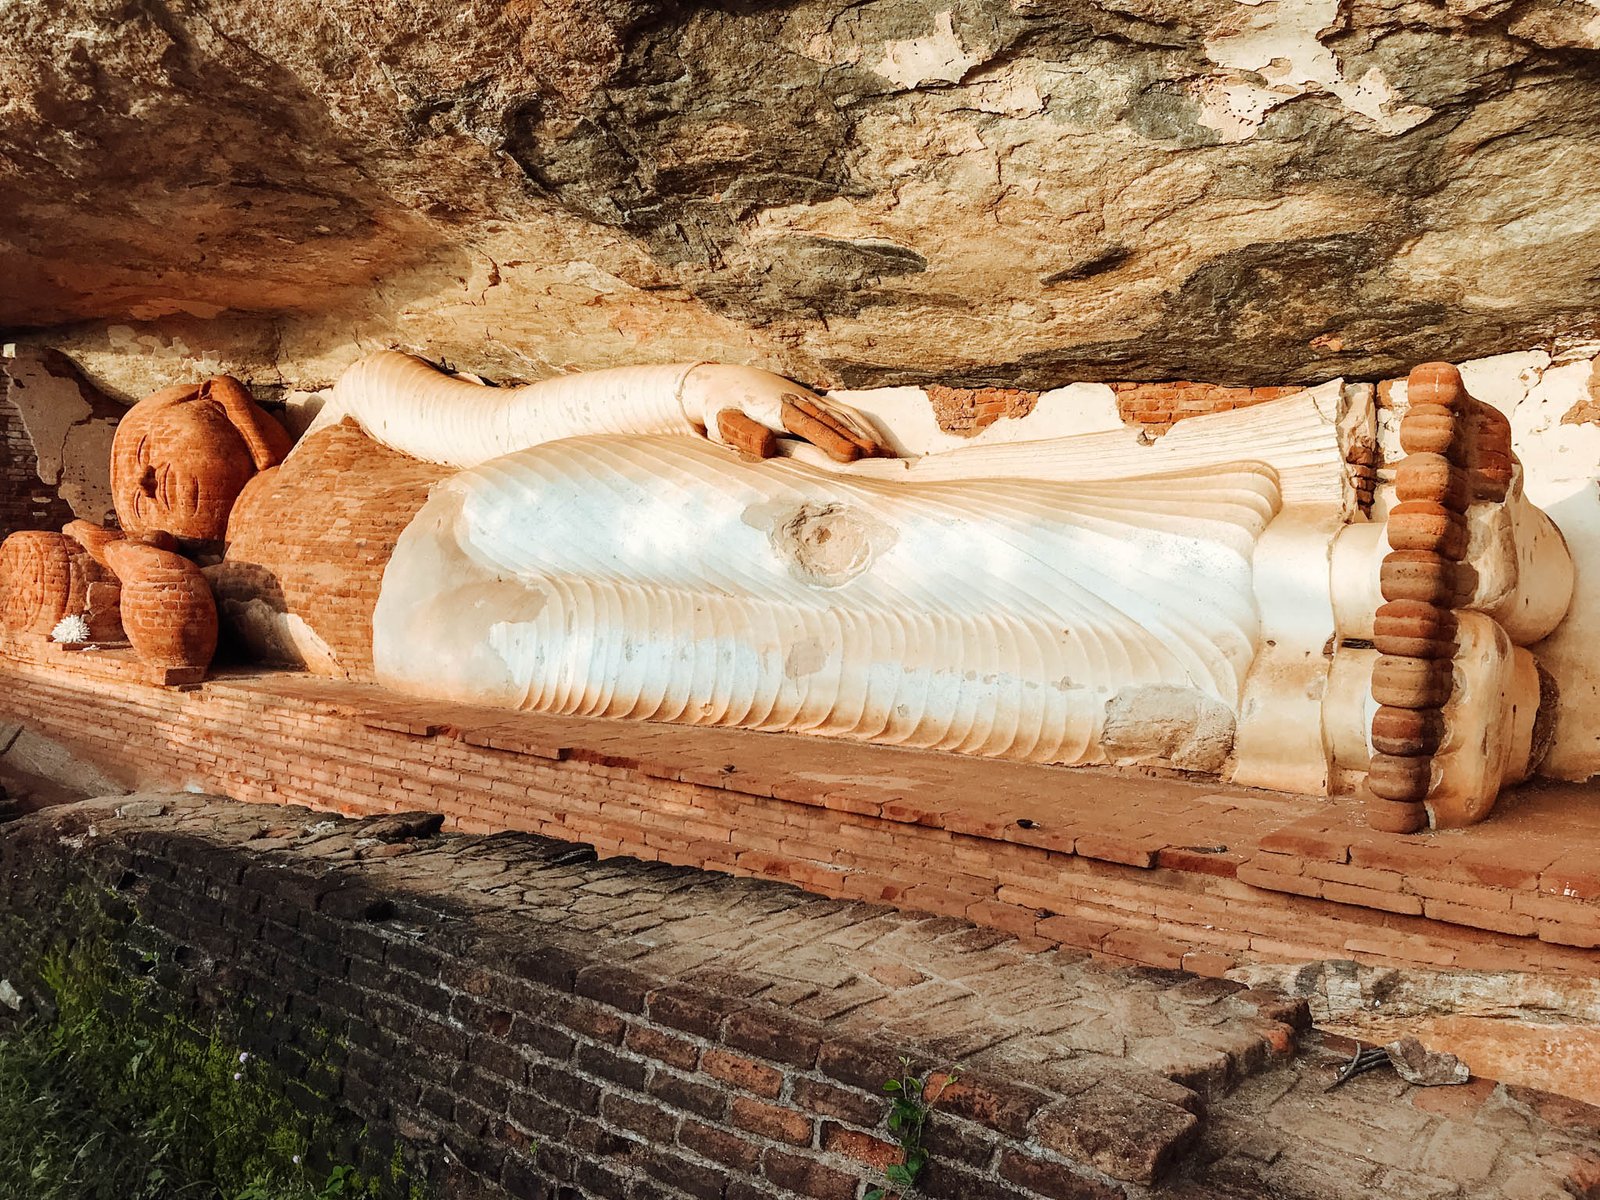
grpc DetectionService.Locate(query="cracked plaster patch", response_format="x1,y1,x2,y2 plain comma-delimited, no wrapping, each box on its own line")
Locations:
1194,0,1433,143
2,348,122,520
873,11,985,88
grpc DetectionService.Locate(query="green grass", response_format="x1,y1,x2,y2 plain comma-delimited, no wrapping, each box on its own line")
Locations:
0,899,426,1200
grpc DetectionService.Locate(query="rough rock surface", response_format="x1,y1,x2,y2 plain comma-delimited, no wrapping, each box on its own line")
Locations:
5,0,1600,391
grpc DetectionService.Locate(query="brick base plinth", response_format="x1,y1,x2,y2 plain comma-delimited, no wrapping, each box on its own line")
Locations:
2,651,1598,979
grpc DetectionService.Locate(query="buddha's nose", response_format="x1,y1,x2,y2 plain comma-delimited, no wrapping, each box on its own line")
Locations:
139,465,157,496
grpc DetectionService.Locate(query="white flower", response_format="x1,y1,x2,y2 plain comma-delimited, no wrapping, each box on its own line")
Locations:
292,1156,302,1166
238,1052,250,1064
233,1071,242,1081
50,614,91,644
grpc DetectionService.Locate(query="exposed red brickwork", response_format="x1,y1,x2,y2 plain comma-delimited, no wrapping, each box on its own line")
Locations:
1,654,1596,976
1561,395,1600,425
716,408,778,459
925,385,1041,436
13,797,1590,1199
1562,361,1600,424
212,422,449,677
103,539,217,671
0,531,81,636
0,349,120,542
0,392,74,540
110,375,290,542
0,525,126,644
1110,381,1304,435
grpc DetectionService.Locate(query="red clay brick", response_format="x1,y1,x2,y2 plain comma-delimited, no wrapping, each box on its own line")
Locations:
624,1023,702,1071
1348,837,1460,876
1074,832,1163,868
1321,881,1423,915
1101,928,1187,969
761,1148,860,1200
1409,876,1514,911
1450,845,1561,890
1236,865,1323,899
1302,859,1406,892
702,1050,784,1099
730,1096,813,1146
1155,845,1243,877
999,1151,1128,1199
679,1120,762,1171
1256,826,1350,862
965,898,1043,937
1537,921,1600,948
820,1122,902,1170
1180,950,1237,978
1421,899,1536,938
1509,891,1600,926
1035,914,1115,950
1541,855,1600,902
793,1079,883,1127
723,1010,823,1070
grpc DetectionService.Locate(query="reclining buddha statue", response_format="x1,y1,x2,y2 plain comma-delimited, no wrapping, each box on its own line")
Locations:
0,350,1575,832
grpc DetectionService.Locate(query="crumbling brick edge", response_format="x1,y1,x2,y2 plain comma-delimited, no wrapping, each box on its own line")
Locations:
0,797,1271,1200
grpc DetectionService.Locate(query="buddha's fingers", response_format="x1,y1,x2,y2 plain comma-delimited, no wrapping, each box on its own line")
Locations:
802,396,884,455
716,408,779,460
780,395,872,462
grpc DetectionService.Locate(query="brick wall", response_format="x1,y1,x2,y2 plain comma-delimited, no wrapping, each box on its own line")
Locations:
0,375,75,540
212,421,448,677
0,347,125,539
5,797,1598,1200
1,650,1597,979
924,386,1041,436
1108,382,1307,436
921,381,1307,441
0,797,1242,1200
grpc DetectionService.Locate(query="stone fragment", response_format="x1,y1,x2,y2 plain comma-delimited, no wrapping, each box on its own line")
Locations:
115,799,167,819
1385,1036,1470,1087
360,811,446,842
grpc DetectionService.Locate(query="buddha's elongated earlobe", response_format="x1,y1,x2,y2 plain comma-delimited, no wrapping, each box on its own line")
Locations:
204,376,294,471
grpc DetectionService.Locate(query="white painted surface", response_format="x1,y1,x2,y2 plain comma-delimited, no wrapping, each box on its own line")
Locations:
375,436,1278,767
1195,0,1432,142
825,382,1125,458
333,354,1359,781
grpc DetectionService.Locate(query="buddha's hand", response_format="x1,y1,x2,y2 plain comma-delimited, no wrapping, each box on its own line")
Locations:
681,364,892,462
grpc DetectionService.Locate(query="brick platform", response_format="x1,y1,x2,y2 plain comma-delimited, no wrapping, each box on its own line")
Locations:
3,795,1597,1200
3,650,1598,985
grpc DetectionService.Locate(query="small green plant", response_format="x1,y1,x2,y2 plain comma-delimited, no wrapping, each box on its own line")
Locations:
864,1057,960,1200
0,891,429,1200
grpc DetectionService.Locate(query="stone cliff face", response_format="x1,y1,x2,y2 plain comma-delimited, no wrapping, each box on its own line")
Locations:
4,0,1600,390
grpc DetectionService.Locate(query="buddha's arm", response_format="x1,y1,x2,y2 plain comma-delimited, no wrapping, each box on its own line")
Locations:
305,351,887,469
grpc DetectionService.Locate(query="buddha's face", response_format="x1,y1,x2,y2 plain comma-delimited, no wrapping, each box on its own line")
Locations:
111,385,262,541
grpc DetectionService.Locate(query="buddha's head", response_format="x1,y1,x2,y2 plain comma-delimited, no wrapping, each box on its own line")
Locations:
111,376,292,541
